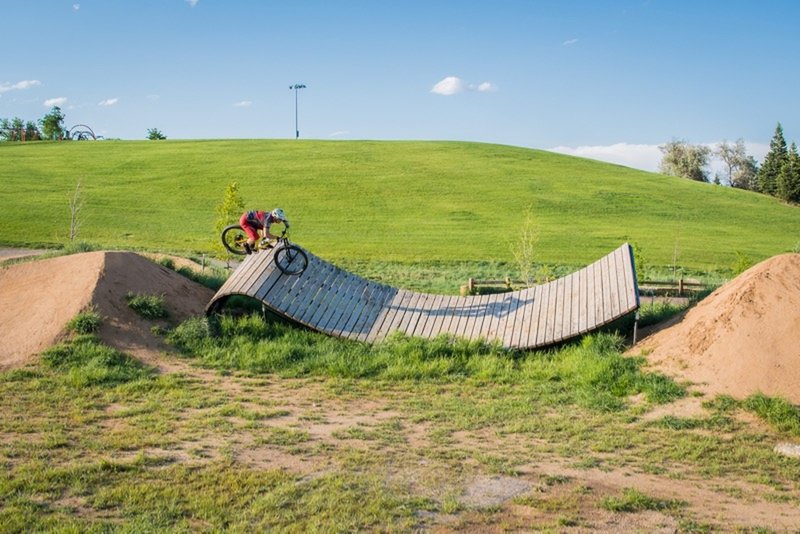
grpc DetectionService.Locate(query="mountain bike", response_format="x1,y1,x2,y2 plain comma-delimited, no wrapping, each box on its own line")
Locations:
220,224,309,275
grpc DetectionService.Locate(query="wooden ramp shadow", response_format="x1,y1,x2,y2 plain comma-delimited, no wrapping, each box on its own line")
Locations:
206,243,640,350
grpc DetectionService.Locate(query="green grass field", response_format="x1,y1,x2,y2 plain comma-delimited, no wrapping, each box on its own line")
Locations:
1,139,798,270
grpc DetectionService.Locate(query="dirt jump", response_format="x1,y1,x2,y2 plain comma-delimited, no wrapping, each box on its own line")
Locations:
0,251,213,372
631,252,800,403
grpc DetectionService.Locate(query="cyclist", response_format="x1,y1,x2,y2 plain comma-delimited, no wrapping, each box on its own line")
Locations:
239,208,290,254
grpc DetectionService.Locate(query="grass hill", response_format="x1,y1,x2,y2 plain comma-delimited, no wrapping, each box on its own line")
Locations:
1,139,797,270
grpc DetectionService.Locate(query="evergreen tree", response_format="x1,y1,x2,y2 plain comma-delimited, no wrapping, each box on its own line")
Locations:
757,123,788,196
777,143,800,203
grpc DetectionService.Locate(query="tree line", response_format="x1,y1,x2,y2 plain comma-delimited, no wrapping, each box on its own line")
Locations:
660,123,800,204
0,106,66,141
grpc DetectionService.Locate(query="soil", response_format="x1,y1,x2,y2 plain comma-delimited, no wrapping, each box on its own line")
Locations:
630,253,800,403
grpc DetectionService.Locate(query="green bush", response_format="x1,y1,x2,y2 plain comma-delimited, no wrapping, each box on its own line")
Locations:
67,307,103,334
125,292,168,319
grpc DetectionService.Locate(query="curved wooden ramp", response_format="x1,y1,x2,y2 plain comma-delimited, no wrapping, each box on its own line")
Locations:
206,243,639,350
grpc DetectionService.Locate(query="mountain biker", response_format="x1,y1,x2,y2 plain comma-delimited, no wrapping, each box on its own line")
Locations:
239,208,290,254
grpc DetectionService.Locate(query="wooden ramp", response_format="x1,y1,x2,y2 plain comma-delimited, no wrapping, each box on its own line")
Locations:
206,243,639,350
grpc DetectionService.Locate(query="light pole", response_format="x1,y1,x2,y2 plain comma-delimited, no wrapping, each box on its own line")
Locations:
289,83,306,139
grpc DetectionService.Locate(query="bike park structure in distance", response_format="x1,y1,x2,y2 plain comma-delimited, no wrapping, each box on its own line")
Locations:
206,243,640,350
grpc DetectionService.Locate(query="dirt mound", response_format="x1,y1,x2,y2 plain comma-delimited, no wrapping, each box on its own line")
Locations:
0,251,215,371
632,253,800,403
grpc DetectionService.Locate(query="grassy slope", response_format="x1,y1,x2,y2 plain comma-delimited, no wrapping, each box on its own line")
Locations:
1,139,798,268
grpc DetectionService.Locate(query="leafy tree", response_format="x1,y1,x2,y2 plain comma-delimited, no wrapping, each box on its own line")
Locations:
776,143,800,203
24,120,41,141
731,155,759,191
39,106,66,140
757,123,788,196
213,181,244,257
147,127,166,140
659,139,711,182
716,139,757,188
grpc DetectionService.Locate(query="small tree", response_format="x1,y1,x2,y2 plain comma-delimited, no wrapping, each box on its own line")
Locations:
147,127,166,140
659,139,711,182
213,181,245,257
731,154,759,191
39,106,66,140
68,181,85,241
509,206,539,287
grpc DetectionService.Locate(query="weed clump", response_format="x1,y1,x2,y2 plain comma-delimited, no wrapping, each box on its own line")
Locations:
67,307,103,334
125,292,168,319
41,335,153,387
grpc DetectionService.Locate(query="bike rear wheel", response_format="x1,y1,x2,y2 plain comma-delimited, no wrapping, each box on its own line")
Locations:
221,224,248,256
274,244,308,275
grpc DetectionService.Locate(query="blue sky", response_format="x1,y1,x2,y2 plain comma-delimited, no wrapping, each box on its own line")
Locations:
2,0,799,172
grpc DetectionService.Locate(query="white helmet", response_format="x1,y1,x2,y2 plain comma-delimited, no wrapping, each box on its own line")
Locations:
271,208,287,223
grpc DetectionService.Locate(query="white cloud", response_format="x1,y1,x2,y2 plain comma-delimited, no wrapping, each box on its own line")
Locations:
73,4,80,11
547,141,771,175
548,143,664,172
431,76,467,96
44,97,68,107
562,38,579,46
98,98,119,107
233,100,252,107
431,76,497,96
0,80,42,94
186,0,199,6
328,130,350,138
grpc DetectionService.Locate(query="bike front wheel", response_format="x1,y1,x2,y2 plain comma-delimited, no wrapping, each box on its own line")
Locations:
274,244,308,275
221,224,248,256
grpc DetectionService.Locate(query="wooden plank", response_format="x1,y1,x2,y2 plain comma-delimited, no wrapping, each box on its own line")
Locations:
328,273,367,334
523,284,543,348
455,295,480,340
331,277,369,336
363,286,400,343
235,251,274,296
502,292,523,348
554,275,568,342
409,293,434,338
593,258,605,329
430,295,455,338
607,250,621,320
542,280,558,345
265,255,315,314
338,281,377,339
375,289,412,341
283,259,331,320
306,269,349,330
395,291,422,336
510,288,530,348
292,261,338,325
420,294,445,339
317,272,358,333
622,245,639,311
356,284,398,342
470,294,491,341
578,265,588,334
568,272,581,338
342,282,381,340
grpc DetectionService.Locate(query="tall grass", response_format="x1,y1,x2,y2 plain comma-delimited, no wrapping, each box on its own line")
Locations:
168,314,684,409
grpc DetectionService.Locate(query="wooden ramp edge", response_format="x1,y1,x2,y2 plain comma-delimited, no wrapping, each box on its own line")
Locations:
206,243,640,350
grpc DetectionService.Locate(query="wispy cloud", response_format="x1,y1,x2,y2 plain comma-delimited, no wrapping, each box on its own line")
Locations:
44,97,67,107
73,4,80,11
0,80,42,94
186,0,199,7
328,130,350,138
98,98,119,107
233,100,252,107
547,143,663,172
147,94,160,101
431,76,497,96
562,38,579,46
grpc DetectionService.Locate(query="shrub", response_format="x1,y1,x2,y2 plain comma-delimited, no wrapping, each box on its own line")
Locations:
166,317,211,352
158,257,176,270
67,307,103,334
125,292,168,319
